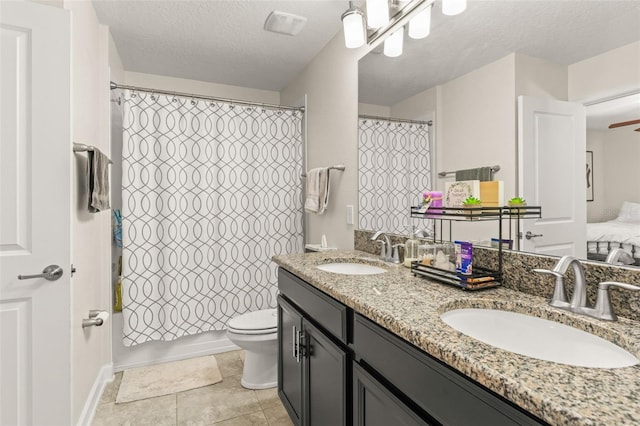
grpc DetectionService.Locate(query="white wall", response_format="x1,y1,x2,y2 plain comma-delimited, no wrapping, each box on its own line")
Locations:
587,128,640,222
569,40,640,103
63,0,113,423
569,41,640,223
124,72,280,105
282,34,365,249
358,103,391,117
514,53,568,101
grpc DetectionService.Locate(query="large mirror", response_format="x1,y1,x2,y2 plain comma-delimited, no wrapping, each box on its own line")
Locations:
358,0,640,266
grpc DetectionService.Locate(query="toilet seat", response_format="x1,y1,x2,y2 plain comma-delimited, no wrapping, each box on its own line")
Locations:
227,309,277,335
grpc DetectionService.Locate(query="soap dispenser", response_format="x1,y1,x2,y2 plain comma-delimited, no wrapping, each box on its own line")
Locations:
403,226,420,267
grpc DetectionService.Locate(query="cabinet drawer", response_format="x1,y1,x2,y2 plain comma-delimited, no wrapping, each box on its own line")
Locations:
278,268,349,344
353,314,545,426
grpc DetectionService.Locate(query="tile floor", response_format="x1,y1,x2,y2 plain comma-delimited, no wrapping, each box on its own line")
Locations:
93,350,294,426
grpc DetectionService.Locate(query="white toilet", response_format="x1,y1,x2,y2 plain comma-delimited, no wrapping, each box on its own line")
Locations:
226,308,278,389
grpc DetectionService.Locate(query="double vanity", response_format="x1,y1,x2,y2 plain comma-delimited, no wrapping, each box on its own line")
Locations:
273,250,640,425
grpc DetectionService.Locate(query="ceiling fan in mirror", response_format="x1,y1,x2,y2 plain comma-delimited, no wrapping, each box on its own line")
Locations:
608,119,640,132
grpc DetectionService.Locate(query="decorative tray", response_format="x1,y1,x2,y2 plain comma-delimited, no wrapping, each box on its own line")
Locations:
411,262,501,291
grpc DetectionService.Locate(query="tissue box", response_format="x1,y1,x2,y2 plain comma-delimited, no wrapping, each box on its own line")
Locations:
479,181,504,209
455,240,473,275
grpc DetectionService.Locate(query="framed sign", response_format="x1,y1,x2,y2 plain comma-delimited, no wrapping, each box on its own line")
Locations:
586,150,594,202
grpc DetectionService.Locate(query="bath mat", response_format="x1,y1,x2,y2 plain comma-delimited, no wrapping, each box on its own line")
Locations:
116,355,222,404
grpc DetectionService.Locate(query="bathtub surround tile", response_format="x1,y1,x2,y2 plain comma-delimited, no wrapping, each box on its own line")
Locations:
93,394,177,426
176,375,262,425
117,355,222,404
215,350,244,378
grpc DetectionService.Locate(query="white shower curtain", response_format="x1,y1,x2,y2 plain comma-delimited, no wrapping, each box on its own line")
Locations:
358,118,431,235
121,91,303,346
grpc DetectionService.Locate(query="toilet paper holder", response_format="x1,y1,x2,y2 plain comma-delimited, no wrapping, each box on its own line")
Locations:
82,310,109,328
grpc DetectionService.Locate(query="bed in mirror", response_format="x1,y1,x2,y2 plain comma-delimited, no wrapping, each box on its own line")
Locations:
357,0,640,267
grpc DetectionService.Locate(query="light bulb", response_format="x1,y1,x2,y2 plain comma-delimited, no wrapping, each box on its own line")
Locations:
442,0,467,16
342,9,366,48
408,5,431,39
366,0,390,29
384,27,404,58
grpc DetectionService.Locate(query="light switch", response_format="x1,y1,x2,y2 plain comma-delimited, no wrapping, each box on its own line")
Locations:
346,205,354,225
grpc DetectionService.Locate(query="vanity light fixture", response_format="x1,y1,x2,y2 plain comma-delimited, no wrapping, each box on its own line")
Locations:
366,0,390,29
384,26,404,57
342,2,366,48
442,0,467,16
408,3,432,39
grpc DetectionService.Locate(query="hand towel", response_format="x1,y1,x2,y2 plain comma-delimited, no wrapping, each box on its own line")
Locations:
455,167,493,182
88,148,111,212
304,167,330,214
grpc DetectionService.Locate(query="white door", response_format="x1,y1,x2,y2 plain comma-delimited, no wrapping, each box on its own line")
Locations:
517,96,586,258
1,2,71,425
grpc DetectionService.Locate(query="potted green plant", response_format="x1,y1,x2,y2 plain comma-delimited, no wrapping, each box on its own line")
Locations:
508,197,527,214
508,197,527,206
462,196,482,215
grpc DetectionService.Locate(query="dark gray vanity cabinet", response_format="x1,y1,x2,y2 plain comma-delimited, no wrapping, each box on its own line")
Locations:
277,269,349,426
353,314,546,426
353,362,431,426
277,267,546,426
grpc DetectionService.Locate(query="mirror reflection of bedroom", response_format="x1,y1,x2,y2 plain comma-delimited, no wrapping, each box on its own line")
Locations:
586,92,640,266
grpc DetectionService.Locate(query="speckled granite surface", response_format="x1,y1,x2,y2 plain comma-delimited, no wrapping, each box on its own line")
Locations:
272,249,640,426
355,229,640,322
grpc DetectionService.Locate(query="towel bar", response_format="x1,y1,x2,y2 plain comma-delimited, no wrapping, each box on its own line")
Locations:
73,142,113,164
301,165,345,178
438,165,499,178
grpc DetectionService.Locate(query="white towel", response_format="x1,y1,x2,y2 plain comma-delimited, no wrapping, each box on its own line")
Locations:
304,167,330,214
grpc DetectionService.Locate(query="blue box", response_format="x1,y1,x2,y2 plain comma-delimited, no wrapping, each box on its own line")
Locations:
455,241,473,275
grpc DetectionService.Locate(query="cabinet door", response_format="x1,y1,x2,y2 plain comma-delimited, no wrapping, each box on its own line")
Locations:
303,320,348,426
278,296,304,425
353,363,431,426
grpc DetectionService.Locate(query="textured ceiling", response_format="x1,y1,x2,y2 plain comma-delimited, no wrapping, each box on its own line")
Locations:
92,0,347,92
359,1,640,106
94,0,640,106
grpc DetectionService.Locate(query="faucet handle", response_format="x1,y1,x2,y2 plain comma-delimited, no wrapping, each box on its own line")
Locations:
375,240,387,261
593,281,640,321
533,268,569,307
391,244,403,264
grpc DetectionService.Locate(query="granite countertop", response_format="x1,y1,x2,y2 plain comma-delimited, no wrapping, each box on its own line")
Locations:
272,250,640,426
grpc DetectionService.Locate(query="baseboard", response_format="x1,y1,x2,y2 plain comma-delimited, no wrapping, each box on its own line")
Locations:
112,312,241,372
76,363,114,426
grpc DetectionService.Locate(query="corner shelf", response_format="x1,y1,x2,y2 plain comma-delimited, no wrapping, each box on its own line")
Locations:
409,205,541,290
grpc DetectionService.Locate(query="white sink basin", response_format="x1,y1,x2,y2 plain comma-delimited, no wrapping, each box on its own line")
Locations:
440,308,639,369
316,263,387,275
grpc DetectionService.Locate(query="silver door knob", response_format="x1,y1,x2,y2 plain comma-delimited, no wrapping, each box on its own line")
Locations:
18,265,63,281
525,231,543,240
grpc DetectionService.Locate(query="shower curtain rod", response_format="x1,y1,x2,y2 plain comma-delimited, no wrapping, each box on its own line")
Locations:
359,114,432,126
109,81,304,112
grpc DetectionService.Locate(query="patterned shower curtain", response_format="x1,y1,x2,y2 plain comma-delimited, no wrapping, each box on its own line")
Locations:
121,91,303,346
358,118,431,235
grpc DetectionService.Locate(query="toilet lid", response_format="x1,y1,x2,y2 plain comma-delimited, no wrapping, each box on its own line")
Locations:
228,308,277,333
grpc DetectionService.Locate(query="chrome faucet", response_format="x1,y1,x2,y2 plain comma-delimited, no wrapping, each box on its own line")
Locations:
534,255,640,321
605,248,635,266
534,256,586,309
370,231,400,263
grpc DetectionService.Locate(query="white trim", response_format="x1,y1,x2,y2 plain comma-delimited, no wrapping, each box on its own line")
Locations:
76,363,114,426
113,311,239,372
